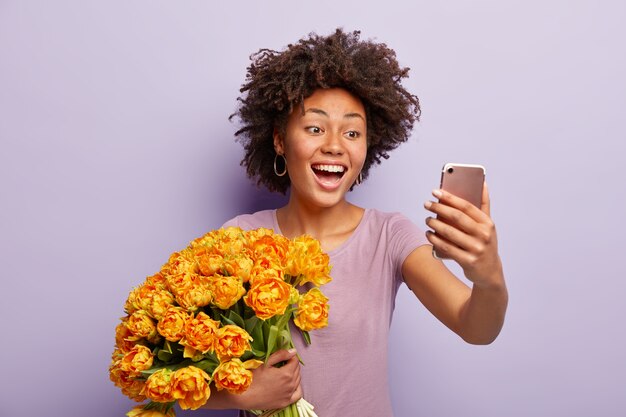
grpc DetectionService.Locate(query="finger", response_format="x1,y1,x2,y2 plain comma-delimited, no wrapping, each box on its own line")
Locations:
280,352,301,372
266,349,297,367
426,230,474,265
431,189,488,223
424,200,480,235
291,381,303,403
481,181,491,217
425,216,473,250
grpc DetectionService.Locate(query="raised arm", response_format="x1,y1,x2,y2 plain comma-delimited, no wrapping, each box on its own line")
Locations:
402,183,508,344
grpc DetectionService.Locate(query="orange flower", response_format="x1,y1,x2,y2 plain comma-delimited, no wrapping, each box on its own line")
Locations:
209,274,246,310
179,311,220,357
294,288,329,331
110,359,147,402
250,234,289,266
170,366,211,410
120,374,147,402
246,227,275,243
164,271,193,297
126,310,158,342
173,278,212,312
213,228,247,256
109,357,125,385
214,325,253,361
194,247,224,276
212,358,263,394
249,264,283,285
145,272,168,290
150,289,175,320
162,249,198,278
143,368,174,403
285,235,332,286
126,405,175,417
189,229,220,248
115,320,139,353
125,283,157,315
157,306,191,342
222,255,254,283
243,277,292,320
119,345,154,376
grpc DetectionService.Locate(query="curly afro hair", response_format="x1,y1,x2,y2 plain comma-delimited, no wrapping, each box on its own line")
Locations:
230,28,421,194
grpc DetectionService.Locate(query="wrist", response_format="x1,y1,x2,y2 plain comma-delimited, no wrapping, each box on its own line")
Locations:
466,257,505,288
470,269,506,291
201,385,245,410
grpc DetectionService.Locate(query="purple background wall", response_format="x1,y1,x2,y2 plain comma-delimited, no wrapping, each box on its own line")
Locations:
1,1,625,416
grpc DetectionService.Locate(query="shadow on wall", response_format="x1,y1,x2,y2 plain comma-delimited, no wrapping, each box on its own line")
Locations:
220,174,289,223
237,183,289,216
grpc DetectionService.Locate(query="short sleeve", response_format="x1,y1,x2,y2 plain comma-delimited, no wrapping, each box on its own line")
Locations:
386,213,430,282
220,217,240,229
218,210,276,231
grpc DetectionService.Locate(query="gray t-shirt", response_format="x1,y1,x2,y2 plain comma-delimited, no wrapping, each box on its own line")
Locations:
224,208,428,417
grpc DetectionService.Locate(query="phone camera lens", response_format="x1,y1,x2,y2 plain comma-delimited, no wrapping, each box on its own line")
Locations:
447,167,454,174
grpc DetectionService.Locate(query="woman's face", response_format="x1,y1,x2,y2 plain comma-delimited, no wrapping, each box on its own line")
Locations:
274,88,367,209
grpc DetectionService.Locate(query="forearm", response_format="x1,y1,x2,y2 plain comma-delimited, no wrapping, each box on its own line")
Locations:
201,385,244,410
457,271,508,345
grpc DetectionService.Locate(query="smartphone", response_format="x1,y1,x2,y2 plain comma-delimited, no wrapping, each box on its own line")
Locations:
433,163,486,259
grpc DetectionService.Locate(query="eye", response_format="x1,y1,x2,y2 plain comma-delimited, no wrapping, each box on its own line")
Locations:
345,130,361,139
306,126,323,135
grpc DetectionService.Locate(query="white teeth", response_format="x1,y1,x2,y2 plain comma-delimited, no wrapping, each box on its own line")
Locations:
312,164,345,173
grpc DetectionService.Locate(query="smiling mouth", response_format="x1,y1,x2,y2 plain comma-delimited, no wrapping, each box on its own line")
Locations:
311,164,346,184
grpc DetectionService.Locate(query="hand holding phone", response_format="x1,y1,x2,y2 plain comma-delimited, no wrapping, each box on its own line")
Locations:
432,163,485,259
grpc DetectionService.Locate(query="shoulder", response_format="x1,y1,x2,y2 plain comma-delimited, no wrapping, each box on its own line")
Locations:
363,208,429,256
221,210,276,231
365,208,418,232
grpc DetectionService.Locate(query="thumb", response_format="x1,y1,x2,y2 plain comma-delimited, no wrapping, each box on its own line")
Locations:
481,181,491,216
266,348,297,367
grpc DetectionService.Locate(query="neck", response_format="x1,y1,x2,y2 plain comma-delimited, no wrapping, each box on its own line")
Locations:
276,195,364,252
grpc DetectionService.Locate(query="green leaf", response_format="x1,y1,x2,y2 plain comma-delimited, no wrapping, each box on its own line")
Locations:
300,329,311,345
261,319,271,337
265,325,279,363
275,311,292,333
144,401,175,412
227,310,246,328
220,314,238,327
251,347,265,358
233,298,243,317
140,358,197,379
157,349,173,362
244,316,260,334
210,306,223,321
279,329,293,351
251,322,265,352
194,358,219,373
242,303,256,320
202,350,219,364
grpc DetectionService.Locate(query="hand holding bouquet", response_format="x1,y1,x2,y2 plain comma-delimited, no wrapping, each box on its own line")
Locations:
109,227,331,417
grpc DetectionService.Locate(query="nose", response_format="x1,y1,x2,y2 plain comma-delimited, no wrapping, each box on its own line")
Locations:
320,131,344,155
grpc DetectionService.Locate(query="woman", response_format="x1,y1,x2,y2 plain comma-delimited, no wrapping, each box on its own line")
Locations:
203,29,508,417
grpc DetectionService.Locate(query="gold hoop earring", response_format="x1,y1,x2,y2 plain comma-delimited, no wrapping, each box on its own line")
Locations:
274,153,287,177
355,172,363,186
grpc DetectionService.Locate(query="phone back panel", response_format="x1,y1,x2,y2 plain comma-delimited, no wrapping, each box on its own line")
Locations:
439,163,485,208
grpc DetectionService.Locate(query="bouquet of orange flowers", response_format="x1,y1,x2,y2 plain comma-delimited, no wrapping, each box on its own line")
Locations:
109,227,331,417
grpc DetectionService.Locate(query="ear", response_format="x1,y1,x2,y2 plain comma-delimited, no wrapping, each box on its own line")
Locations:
273,127,285,155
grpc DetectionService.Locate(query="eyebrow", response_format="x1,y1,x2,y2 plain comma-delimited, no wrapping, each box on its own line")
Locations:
304,108,366,121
